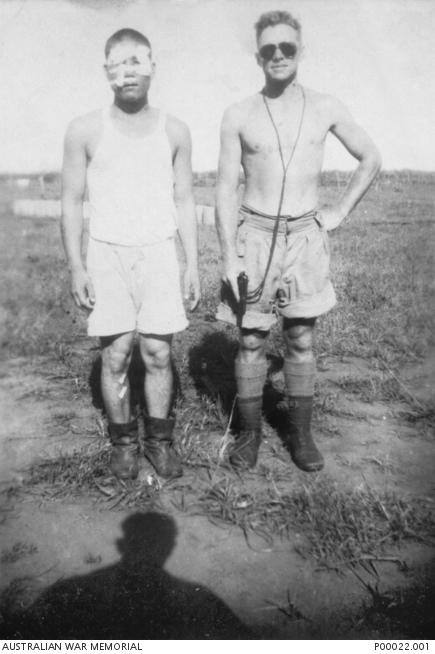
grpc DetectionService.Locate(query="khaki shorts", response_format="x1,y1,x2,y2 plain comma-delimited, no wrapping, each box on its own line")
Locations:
86,237,188,337
216,205,336,330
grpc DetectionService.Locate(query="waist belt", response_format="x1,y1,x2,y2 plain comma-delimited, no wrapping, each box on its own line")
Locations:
240,204,320,234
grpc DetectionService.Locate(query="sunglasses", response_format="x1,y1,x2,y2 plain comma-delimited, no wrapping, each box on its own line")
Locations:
259,42,298,61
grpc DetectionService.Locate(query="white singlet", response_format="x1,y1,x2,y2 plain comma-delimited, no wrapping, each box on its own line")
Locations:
87,108,177,246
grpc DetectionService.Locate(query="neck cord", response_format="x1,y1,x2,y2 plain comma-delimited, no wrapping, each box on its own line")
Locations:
246,84,306,303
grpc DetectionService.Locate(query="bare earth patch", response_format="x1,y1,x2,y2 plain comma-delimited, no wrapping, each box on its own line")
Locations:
1,340,434,639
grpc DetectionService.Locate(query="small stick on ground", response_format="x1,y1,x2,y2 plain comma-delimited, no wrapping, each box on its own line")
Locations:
317,555,408,572
218,394,236,462
378,358,426,411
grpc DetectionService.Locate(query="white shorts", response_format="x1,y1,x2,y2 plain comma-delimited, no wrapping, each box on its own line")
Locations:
86,237,188,337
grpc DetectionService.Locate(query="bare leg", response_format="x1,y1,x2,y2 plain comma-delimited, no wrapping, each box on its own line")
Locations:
139,333,173,418
101,332,135,423
238,329,269,366
100,332,138,479
139,333,181,479
282,317,324,472
282,318,316,365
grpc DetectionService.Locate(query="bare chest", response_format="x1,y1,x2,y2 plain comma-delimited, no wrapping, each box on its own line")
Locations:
241,99,327,163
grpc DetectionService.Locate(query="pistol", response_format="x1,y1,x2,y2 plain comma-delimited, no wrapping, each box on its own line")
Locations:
236,271,249,328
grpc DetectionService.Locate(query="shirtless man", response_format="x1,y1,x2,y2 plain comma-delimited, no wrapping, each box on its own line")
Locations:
216,10,381,472
61,29,200,480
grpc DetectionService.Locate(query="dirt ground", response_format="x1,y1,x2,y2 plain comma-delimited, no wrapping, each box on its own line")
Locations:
1,338,434,640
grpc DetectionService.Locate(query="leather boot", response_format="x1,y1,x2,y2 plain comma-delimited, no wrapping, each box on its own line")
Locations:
143,416,182,479
230,429,262,469
285,397,324,472
109,419,139,480
229,396,262,469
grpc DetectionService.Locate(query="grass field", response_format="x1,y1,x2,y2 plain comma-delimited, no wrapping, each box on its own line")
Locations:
2,171,434,364
1,171,435,638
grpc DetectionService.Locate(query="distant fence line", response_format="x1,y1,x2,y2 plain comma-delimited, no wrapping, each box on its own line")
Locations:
12,200,216,225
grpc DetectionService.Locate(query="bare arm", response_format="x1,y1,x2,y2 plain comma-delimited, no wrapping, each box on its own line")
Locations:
60,119,95,309
215,107,243,300
322,98,382,230
168,117,200,311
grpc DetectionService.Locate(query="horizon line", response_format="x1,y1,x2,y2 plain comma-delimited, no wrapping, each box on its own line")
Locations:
1,168,434,178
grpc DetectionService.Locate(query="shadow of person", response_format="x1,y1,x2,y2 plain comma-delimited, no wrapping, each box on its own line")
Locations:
188,330,238,416
189,331,288,439
262,377,288,431
2,512,251,639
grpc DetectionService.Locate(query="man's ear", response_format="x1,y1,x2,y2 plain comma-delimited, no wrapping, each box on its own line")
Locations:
103,63,111,82
150,61,156,78
255,52,263,68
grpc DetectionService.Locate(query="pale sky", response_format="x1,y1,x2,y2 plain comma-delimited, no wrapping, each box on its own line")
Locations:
0,0,434,173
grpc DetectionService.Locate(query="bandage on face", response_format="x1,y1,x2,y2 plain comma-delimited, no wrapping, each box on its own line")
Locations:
105,42,153,87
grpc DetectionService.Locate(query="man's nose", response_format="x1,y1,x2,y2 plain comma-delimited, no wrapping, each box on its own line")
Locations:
272,47,284,61
123,62,137,75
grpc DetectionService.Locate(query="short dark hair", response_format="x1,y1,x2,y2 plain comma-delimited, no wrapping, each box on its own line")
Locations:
255,10,301,41
104,28,152,59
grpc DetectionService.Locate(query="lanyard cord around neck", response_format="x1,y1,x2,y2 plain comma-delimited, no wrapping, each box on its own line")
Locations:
246,84,306,303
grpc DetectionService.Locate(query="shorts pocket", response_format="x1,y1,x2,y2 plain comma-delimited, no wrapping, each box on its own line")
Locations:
313,213,330,256
321,227,330,255
294,225,330,298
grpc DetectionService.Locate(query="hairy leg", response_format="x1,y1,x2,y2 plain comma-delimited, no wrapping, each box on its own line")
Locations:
101,332,135,423
282,317,316,363
139,333,173,419
238,328,269,365
236,328,269,401
139,333,182,479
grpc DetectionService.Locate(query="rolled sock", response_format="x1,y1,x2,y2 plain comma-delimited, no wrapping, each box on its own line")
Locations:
235,359,268,431
235,359,268,399
283,359,315,397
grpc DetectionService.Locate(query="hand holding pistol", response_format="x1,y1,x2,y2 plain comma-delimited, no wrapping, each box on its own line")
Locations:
236,271,248,328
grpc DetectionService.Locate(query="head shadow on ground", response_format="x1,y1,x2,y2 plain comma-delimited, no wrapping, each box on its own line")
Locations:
0,511,251,639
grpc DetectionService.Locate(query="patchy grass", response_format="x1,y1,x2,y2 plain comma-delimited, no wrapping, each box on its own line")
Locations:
1,542,38,564
26,445,111,490
175,475,435,564
0,214,85,358
22,445,157,508
83,553,102,565
316,220,435,364
355,568,435,639
330,371,435,434
333,374,408,404
12,439,435,567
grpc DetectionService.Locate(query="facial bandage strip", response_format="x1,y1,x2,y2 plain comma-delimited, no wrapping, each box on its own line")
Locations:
111,60,152,87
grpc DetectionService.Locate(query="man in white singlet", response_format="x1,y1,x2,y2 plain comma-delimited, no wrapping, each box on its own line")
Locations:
61,29,200,480
216,11,381,472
